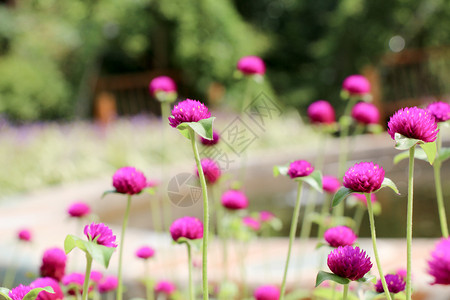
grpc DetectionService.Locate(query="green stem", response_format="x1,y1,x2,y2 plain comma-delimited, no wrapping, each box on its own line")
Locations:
187,243,195,300
117,195,132,300
353,204,366,235
406,146,415,300
239,241,249,298
189,128,210,300
366,193,392,300
82,254,93,300
145,261,155,300
241,77,253,113
434,130,448,238
160,101,172,232
317,194,331,239
342,284,349,300
280,182,304,299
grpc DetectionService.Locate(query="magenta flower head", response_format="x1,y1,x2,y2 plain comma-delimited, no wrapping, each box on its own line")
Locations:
67,201,91,218
170,216,203,241
136,246,155,259
155,280,176,295
40,247,67,281
84,222,118,248
168,99,211,128
324,226,357,248
18,228,32,242
428,237,450,285
387,107,438,143
327,245,372,281
196,158,221,184
112,166,147,195
307,100,336,124
426,101,450,123
98,276,118,293
254,284,280,300
352,193,377,206
62,272,85,295
200,130,220,146
243,216,261,231
343,162,384,193
260,211,275,223
8,284,32,300
221,189,249,210
149,76,177,97
351,102,380,125
237,56,266,75
90,271,103,284
342,75,371,95
322,175,341,194
31,277,64,300
287,160,314,179
375,274,406,294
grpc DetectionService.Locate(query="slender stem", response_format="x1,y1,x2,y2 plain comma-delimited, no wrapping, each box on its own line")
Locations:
160,101,172,231
280,182,304,299
299,193,315,240
366,193,392,300
239,241,249,298
352,204,366,235
406,146,415,300
434,130,449,238
189,128,210,300
241,76,253,113
342,284,349,300
82,254,93,300
117,195,132,300
187,243,195,300
221,210,229,281
145,261,155,300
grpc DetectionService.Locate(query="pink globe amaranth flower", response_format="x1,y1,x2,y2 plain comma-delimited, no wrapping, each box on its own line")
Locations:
31,277,64,300
8,284,32,300
352,193,377,206
98,276,118,293
196,158,221,184
327,245,372,281
243,216,261,231
351,102,380,125
136,246,155,259
62,272,85,295
168,99,211,128
254,284,280,300
67,201,91,218
40,247,67,281
155,280,176,295
426,101,450,123
112,166,147,195
149,76,177,97
18,228,32,242
287,160,314,179
375,274,406,294
90,270,103,284
221,189,249,210
260,211,275,223
342,75,371,95
428,237,450,285
237,56,266,75
343,162,384,193
322,175,341,194
324,226,357,248
387,107,439,143
396,268,407,280
307,100,335,124
84,222,118,248
170,216,203,241
200,130,220,146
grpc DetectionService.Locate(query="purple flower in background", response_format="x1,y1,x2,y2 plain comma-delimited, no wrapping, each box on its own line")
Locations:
352,193,377,206
17,229,32,242
387,107,438,143
149,76,177,97
324,226,357,248
254,284,280,300
343,162,384,193
170,216,203,241
168,99,211,128
90,271,103,284
375,274,406,294
136,246,155,259
322,175,341,194
62,272,85,295
40,247,67,281
112,166,147,195
243,216,261,231
8,285,31,300
237,56,266,75
342,75,371,95
200,130,220,146
67,201,91,218
396,268,407,280
84,222,118,248
426,101,450,123
98,276,118,293
287,160,314,179
155,280,176,295
221,189,249,210
31,277,64,300
196,158,221,184
351,102,380,125
327,246,372,281
307,100,335,124
260,211,275,223
428,237,450,285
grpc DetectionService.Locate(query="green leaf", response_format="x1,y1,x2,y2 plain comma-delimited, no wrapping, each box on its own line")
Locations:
102,190,117,199
380,177,400,195
332,187,353,207
23,287,54,300
393,148,427,164
295,170,323,193
357,273,376,283
176,117,215,140
394,133,420,150
0,287,12,300
143,186,156,195
315,270,350,287
273,165,288,177
84,241,116,268
438,147,450,163
419,141,436,165
64,234,79,254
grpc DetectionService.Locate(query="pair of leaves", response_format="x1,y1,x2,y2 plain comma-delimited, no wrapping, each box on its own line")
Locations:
64,235,115,268
0,287,54,300
394,133,436,165
273,165,323,193
394,146,450,166
176,117,215,140
315,270,375,287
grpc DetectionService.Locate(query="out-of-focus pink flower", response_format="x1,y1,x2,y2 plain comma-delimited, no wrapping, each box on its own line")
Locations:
155,280,176,295
387,107,438,143
17,229,32,242
196,158,221,184
200,130,220,146
136,246,155,259
98,276,118,293
375,274,406,294
237,56,266,75
170,216,203,241
426,101,450,123
84,222,118,248
254,284,280,300
351,102,380,125
324,226,357,247
307,100,335,124
112,166,147,195
168,99,211,128
243,216,261,231
40,247,67,281
90,271,103,284
287,160,314,179
67,201,91,218
343,162,384,193
62,272,85,295
428,237,450,285
352,193,377,206
149,76,177,97
260,211,275,223
8,284,31,300
322,175,341,194
221,190,249,210
342,75,371,95
31,277,64,300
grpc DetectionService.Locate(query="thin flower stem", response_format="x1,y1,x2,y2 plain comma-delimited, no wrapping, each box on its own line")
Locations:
187,242,195,300
280,181,304,299
352,204,366,236
82,254,93,300
434,130,449,238
189,128,210,300
144,260,155,300
342,283,349,300
366,193,392,300
117,195,132,300
160,101,172,232
406,146,415,300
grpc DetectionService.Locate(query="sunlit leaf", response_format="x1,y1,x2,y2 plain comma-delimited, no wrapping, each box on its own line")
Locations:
101,190,117,199
356,273,376,283
273,165,288,177
419,141,436,165
393,148,427,164
23,287,54,300
332,187,353,207
315,270,350,287
295,170,323,193
176,117,215,140
394,133,419,150
0,288,12,300
84,241,116,268
379,177,400,195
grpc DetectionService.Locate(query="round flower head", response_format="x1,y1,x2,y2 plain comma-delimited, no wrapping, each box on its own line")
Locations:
62,272,85,295
98,276,118,293
426,101,450,123
221,189,249,210
322,175,341,194
237,56,266,75
40,247,67,281
352,193,377,206
287,160,314,179
200,130,220,146
396,268,407,280
307,100,335,124
375,274,406,294
112,166,147,195
324,226,357,248
170,216,203,241
343,162,384,193
31,277,64,300
243,216,261,231
168,99,211,128
136,246,155,259
90,271,103,284
428,237,450,284
254,284,280,300
8,284,32,300
18,229,32,242
149,76,177,97
67,201,91,218
351,102,380,125
155,280,176,295
342,75,371,95
84,222,118,248
196,158,221,184
260,211,275,223
387,107,438,143
327,245,372,281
